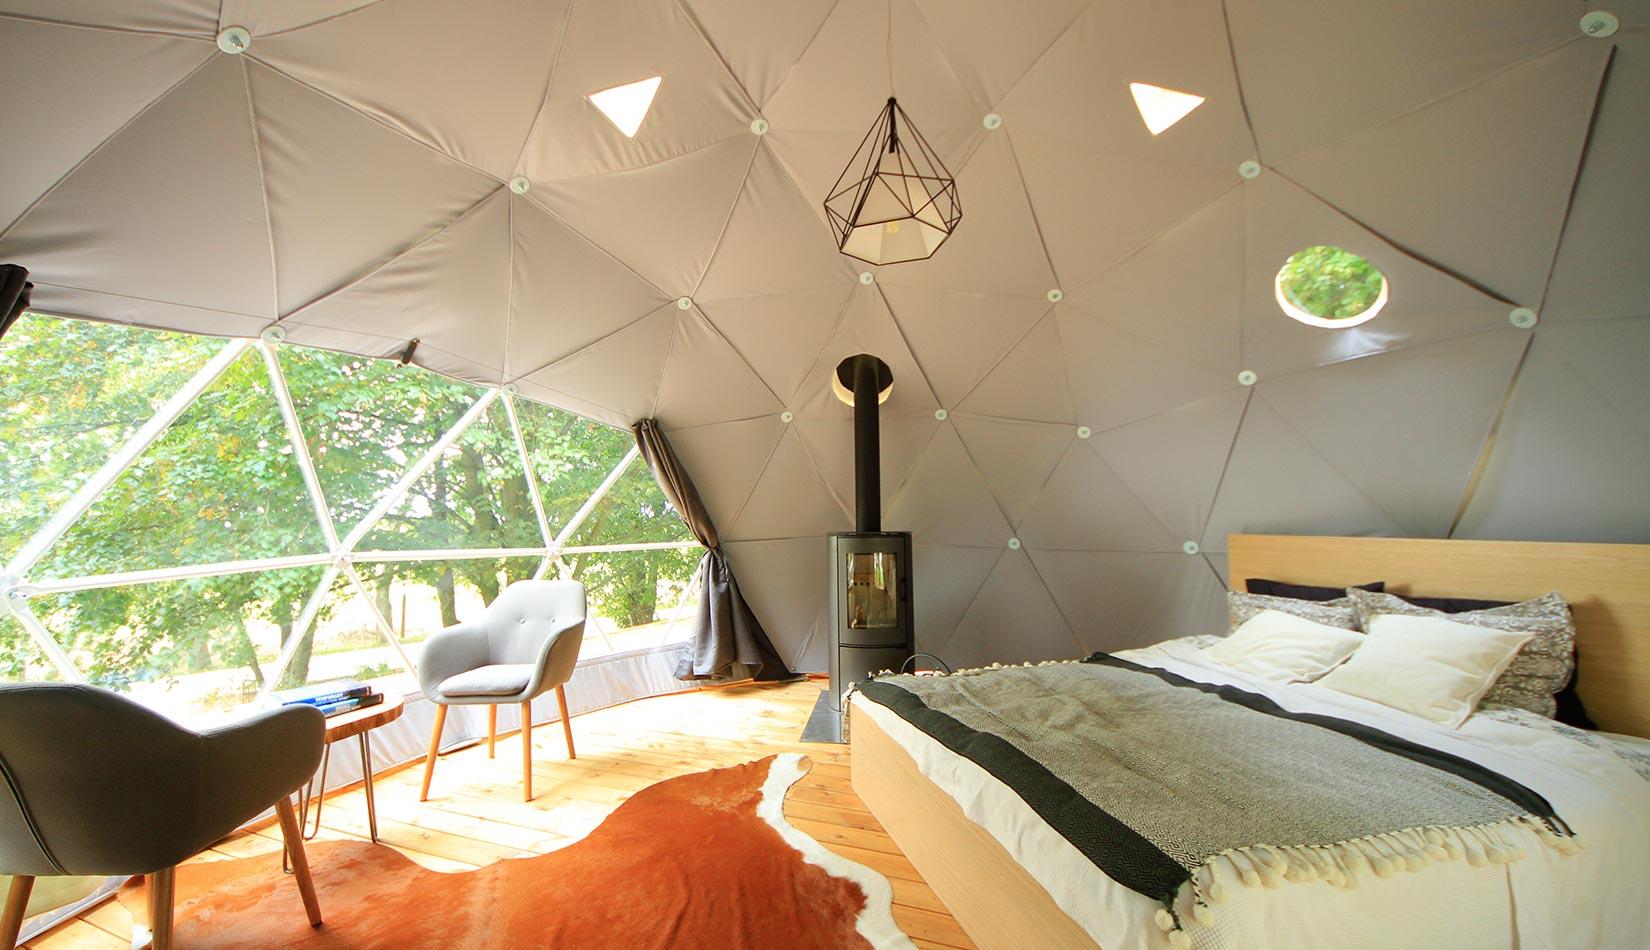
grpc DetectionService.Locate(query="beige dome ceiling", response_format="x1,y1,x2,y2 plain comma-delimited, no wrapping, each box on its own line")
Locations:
2,0,1647,670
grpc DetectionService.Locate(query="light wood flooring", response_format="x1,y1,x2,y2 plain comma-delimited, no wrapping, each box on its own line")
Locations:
26,680,974,949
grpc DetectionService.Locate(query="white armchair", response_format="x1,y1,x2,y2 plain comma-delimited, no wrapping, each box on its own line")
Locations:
416,580,585,802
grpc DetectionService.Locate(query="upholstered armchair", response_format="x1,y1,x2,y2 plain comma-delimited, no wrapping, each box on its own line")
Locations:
0,684,324,949
417,579,585,802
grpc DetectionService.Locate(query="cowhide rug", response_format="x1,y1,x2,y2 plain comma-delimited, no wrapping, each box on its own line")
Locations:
119,754,911,948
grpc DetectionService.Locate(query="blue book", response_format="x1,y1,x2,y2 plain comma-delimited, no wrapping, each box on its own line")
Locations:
316,693,384,718
273,679,372,708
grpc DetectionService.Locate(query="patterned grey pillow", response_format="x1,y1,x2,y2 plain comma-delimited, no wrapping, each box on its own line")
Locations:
1227,590,1359,632
1347,588,1575,719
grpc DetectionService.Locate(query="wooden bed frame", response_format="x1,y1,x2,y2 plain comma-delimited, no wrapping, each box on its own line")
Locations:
851,534,1650,949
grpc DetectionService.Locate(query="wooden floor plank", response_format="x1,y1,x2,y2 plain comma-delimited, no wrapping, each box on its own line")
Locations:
25,681,973,948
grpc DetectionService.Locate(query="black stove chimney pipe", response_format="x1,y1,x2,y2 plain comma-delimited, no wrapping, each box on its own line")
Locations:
836,354,893,533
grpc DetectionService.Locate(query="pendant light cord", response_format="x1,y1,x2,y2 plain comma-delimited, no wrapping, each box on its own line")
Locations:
886,0,894,95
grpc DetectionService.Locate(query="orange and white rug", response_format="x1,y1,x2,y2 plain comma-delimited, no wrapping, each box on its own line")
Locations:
120,754,911,949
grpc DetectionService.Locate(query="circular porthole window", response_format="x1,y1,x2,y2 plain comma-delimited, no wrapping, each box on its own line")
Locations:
1274,245,1388,328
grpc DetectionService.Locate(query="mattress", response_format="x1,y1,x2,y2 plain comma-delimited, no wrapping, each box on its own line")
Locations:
850,638,1650,949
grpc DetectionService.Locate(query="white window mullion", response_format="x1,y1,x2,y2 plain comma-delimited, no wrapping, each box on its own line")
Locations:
502,391,555,550
2,594,85,683
336,388,501,556
19,553,333,596
259,337,341,551
4,338,252,580
551,444,639,550
257,561,340,701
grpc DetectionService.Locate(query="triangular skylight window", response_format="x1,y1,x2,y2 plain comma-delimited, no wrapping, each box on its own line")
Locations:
588,76,662,138
1128,82,1205,135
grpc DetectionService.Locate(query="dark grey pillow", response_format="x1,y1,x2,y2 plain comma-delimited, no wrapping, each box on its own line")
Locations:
1245,578,1385,602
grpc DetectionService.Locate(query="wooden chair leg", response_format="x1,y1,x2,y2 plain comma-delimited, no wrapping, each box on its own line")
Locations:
275,798,324,928
487,704,497,759
147,866,175,950
556,684,576,760
521,701,533,801
419,704,449,802
2,875,33,950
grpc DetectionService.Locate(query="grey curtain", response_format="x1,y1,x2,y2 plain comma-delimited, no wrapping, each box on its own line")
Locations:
0,264,31,341
633,419,798,683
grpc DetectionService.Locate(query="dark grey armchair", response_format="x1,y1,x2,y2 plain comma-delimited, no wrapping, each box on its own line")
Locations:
0,683,325,948
417,579,585,802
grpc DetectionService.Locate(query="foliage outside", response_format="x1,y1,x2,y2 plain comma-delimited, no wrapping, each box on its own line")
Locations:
0,314,698,722
1277,245,1386,319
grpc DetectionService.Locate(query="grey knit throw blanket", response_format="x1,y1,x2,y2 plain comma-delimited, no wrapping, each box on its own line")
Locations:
855,655,1579,947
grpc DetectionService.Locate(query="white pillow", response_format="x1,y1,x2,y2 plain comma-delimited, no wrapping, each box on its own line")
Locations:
1203,609,1366,683
1315,613,1534,727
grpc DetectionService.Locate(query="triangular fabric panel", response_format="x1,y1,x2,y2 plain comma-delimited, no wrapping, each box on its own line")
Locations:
1545,33,1650,322
518,0,753,182
1205,552,1231,587
1535,317,1650,440
535,135,759,297
1259,329,1529,537
957,311,1075,422
0,55,274,323
951,416,1073,528
1027,549,1185,653
0,19,208,234
940,549,1077,665
284,189,511,384
1201,393,1406,552
652,306,782,429
795,414,940,518
1091,388,1251,543
1134,554,1229,645
255,0,569,178
1000,0,1252,171
697,144,858,301
726,428,850,541
1225,0,1578,163
1456,329,1650,543
661,415,786,530
0,2,218,33
700,284,853,406
678,0,838,108
722,539,827,671
884,423,1013,547
911,544,1003,655
248,61,500,315
37,350,324,577
1064,186,1243,376
1239,173,1513,379
516,304,679,426
1058,302,1237,433
1279,41,1608,307
1016,440,1181,552
912,0,1087,108
507,196,672,378
218,1,382,36
882,285,1051,409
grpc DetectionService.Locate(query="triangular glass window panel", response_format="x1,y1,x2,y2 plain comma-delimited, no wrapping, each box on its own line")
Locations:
513,398,635,536
1,613,61,683
279,347,483,538
569,456,695,547
358,401,543,552
1,313,219,566
40,351,326,577
1129,82,1205,135
588,76,661,138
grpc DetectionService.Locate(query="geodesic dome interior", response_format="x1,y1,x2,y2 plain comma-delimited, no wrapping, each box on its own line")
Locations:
3,0,1649,677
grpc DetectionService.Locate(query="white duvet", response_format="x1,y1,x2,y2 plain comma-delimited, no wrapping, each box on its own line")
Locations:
851,638,1650,949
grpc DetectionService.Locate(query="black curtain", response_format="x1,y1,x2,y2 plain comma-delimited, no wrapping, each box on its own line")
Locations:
0,264,31,341
633,419,798,683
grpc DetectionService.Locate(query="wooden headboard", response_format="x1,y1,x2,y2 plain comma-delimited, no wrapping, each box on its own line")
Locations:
1227,534,1650,738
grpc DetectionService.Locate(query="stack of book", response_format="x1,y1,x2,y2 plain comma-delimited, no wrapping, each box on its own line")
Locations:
273,679,384,718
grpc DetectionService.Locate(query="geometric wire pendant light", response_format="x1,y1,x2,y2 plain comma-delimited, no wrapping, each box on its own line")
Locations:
824,97,962,265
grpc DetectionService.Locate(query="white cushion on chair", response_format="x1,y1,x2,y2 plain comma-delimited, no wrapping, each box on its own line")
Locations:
436,664,534,698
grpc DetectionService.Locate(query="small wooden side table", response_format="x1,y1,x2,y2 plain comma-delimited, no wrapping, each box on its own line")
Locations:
284,694,405,870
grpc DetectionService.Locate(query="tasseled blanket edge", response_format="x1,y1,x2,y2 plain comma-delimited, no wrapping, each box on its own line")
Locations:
1153,816,1584,947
